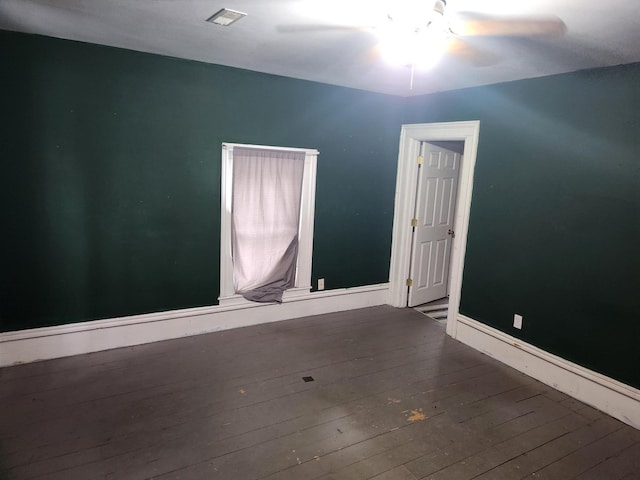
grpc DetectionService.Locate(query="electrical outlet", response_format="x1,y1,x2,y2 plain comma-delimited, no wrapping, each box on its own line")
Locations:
318,278,325,290
513,314,523,330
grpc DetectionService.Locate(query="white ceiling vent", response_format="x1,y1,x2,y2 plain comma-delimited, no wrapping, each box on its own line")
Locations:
206,8,247,27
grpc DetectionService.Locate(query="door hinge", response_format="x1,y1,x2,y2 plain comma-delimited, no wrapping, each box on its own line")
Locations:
406,278,413,287
417,155,424,165
411,218,418,227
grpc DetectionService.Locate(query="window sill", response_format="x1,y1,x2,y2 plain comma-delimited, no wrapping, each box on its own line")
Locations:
218,287,312,307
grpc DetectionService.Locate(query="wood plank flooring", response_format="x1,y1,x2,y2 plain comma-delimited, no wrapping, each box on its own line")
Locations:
1,306,638,479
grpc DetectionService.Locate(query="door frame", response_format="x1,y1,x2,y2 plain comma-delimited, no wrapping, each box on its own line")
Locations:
388,121,480,338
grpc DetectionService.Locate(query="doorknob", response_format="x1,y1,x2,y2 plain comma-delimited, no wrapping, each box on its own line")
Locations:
448,229,455,238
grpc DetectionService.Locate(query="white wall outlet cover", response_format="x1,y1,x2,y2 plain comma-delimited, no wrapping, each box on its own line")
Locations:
513,314,523,329
318,278,325,290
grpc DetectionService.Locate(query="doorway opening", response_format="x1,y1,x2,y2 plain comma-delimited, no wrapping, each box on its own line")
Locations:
388,121,480,338
407,140,464,324
407,140,464,308
414,296,449,326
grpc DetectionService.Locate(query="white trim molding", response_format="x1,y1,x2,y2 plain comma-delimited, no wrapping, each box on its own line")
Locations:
388,121,480,340
0,284,389,367
455,314,640,430
219,143,318,305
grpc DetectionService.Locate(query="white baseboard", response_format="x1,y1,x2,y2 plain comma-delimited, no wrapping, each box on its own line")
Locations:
0,284,390,367
455,314,640,430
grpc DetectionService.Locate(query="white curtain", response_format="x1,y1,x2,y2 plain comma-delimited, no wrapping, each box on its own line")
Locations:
231,147,305,302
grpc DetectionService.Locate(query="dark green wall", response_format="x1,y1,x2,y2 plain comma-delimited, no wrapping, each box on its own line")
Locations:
403,64,640,389
0,31,402,332
2,30,638,390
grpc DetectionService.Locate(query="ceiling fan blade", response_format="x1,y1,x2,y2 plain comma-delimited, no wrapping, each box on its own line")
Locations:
453,14,566,37
446,37,499,67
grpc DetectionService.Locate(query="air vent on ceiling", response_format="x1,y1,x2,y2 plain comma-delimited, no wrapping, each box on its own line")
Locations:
207,8,247,26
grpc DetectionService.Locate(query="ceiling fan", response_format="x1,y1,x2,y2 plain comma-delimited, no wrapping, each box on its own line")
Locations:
281,0,567,87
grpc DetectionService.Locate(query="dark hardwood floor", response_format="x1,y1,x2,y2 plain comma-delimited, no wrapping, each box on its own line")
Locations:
1,306,638,479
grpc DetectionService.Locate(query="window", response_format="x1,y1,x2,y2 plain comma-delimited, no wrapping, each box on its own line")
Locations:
219,143,318,305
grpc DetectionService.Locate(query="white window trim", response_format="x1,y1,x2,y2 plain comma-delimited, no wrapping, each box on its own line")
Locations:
219,143,318,305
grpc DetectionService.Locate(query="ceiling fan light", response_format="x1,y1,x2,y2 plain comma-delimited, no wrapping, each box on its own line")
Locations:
415,44,445,70
379,28,446,70
379,40,413,67
387,0,446,29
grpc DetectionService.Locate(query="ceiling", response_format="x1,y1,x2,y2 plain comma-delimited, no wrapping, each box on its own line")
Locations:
1,0,640,96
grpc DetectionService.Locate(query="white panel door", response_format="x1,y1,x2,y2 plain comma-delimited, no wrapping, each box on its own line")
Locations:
408,142,462,307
